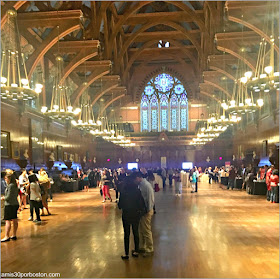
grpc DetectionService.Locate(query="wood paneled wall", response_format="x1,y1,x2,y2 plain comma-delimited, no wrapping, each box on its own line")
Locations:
1,102,97,170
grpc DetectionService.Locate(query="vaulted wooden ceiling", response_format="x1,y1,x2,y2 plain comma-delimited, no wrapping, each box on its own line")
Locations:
1,1,279,114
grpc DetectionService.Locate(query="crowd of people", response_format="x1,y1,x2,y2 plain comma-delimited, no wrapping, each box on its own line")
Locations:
1,163,279,258
1,168,52,242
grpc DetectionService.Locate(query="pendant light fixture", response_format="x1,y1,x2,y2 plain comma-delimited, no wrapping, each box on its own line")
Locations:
1,9,42,101
41,25,80,120
240,1,279,91
71,88,98,130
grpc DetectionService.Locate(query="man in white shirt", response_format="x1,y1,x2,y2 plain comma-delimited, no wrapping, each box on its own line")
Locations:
131,172,154,257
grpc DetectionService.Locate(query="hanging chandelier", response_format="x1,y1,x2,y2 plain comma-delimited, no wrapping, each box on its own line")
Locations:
1,9,42,101
240,2,279,92
221,59,264,115
208,111,241,126
71,88,98,130
222,83,263,115
90,115,114,137
41,56,80,120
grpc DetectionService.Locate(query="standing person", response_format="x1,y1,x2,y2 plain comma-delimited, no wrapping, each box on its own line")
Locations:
118,168,127,194
208,167,213,184
113,170,119,202
131,172,154,257
213,166,219,183
227,166,236,190
38,168,51,216
147,171,157,214
28,174,42,223
101,169,112,203
18,169,29,210
168,169,173,188
1,172,19,242
118,176,146,260
161,168,167,189
266,165,274,201
173,170,182,196
191,168,198,193
82,171,89,192
270,169,279,203
1,171,7,225
88,169,95,188
195,166,200,192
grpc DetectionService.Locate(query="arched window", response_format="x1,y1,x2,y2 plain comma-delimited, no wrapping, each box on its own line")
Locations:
140,73,188,132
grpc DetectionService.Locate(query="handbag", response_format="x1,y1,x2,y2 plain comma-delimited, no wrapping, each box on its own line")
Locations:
154,183,160,192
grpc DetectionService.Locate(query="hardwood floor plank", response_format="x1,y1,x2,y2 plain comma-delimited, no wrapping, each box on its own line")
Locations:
1,182,279,278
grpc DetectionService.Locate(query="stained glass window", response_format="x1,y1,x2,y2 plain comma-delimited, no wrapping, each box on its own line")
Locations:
170,94,179,131
150,94,158,132
141,95,149,132
160,94,168,131
180,94,188,131
140,73,188,132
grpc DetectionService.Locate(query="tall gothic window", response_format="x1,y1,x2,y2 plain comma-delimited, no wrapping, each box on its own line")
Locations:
140,73,188,132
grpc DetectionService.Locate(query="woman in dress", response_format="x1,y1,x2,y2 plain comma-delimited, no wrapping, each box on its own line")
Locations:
1,172,19,242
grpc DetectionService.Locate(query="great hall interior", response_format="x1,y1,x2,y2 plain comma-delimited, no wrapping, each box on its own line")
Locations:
0,1,279,279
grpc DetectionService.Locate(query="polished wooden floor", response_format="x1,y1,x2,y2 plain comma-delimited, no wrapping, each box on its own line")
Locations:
1,182,279,278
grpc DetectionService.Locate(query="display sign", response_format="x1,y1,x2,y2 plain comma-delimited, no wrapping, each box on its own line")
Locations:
182,162,193,170
127,163,138,170
161,157,166,168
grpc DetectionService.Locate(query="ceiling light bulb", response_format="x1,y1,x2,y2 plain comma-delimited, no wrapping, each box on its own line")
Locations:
230,100,236,106
41,106,48,113
273,72,279,77
35,83,43,89
97,120,102,126
264,66,273,74
244,71,252,79
53,105,59,110
257,99,264,107
21,79,29,85
1,77,7,84
260,74,267,79
245,98,251,104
